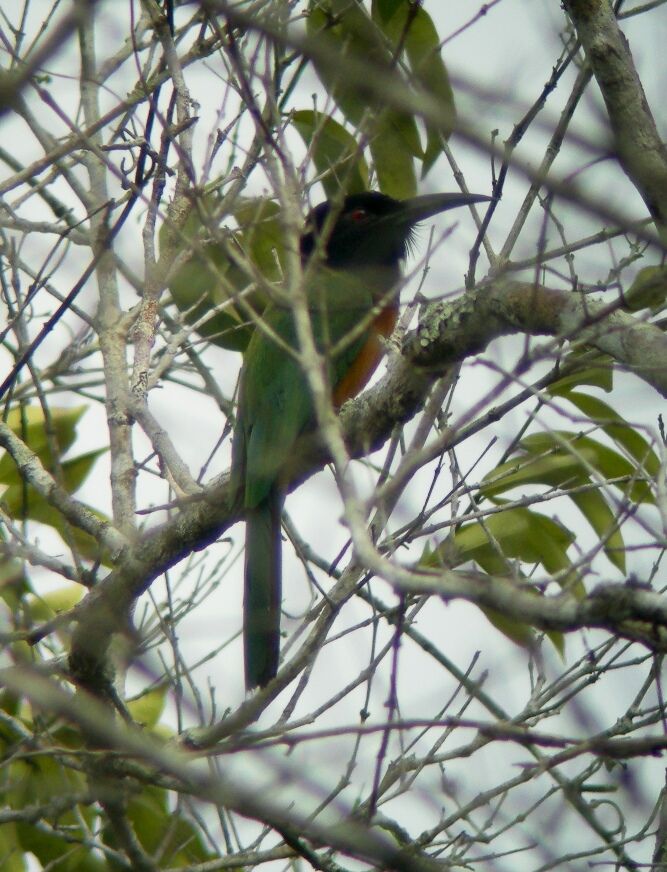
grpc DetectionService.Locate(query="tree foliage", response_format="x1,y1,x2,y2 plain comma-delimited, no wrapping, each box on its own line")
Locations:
1,1,667,870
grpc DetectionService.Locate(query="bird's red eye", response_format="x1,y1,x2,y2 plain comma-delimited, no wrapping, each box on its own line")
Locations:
349,208,367,222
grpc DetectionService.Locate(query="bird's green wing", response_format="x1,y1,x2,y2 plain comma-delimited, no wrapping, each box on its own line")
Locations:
235,270,375,509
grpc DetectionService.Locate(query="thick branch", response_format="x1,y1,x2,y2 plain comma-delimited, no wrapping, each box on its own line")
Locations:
396,570,667,652
563,0,667,230
407,278,667,398
69,279,667,685
0,423,127,559
0,666,452,872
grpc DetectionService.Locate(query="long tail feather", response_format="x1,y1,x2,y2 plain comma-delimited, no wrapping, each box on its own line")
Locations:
244,489,283,689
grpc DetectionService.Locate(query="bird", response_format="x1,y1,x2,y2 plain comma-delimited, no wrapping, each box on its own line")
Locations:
231,189,489,689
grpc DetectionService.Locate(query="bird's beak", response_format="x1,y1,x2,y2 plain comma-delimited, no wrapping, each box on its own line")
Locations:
397,192,492,225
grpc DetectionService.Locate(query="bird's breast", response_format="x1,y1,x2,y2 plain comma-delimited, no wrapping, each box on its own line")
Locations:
332,305,399,408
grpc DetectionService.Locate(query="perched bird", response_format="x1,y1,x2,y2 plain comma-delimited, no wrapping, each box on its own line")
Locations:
232,190,489,689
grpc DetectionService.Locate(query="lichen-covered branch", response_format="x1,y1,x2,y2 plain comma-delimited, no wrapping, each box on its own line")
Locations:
68,276,667,696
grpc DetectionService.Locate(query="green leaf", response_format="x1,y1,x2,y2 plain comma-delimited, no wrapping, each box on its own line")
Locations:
103,785,213,866
0,406,106,559
482,605,540,649
26,583,85,623
10,757,104,871
479,428,655,572
0,821,25,872
2,449,111,564
0,525,31,608
548,352,614,395
423,507,579,654
520,432,654,505
0,407,110,563
307,1,387,126
370,111,418,198
405,8,455,171
233,197,284,281
3,449,106,521
481,445,589,499
374,0,405,21
571,490,626,573
482,432,653,506
292,110,369,197
0,405,87,484
306,1,421,195
559,391,660,477
373,1,456,174
163,197,283,352
115,786,167,857
168,240,255,352
622,265,667,312
431,506,581,592
127,685,168,729
306,0,376,126
453,508,573,569
0,554,26,591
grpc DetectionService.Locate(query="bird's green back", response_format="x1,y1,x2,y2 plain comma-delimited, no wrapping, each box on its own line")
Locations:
233,268,380,509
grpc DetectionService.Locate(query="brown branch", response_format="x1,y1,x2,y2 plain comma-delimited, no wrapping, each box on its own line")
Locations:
407,278,667,398
66,277,667,706
563,0,667,232
0,665,457,872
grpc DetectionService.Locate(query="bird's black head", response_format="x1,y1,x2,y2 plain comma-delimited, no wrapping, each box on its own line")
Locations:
300,190,490,270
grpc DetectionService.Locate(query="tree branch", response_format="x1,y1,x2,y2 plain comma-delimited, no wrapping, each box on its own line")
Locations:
67,277,667,698
563,0,667,232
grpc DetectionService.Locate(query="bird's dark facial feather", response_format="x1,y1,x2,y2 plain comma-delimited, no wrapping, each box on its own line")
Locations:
300,192,414,268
